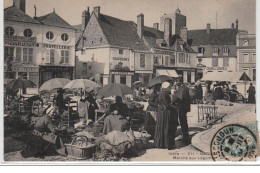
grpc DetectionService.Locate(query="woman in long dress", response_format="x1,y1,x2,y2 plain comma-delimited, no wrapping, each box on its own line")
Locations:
154,82,178,149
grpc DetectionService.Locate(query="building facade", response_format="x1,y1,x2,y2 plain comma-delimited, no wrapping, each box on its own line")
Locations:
186,21,242,79
76,7,153,87
4,1,76,87
236,33,256,81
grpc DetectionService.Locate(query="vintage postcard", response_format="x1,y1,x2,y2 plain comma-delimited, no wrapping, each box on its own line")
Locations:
1,0,259,164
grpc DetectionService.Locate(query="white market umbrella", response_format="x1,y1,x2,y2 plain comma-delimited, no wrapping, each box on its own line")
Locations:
39,78,70,92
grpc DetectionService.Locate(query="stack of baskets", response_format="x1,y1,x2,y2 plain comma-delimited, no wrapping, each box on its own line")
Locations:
65,136,96,160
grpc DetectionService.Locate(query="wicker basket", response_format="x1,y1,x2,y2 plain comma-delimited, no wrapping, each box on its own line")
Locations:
65,136,96,160
133,131,151,150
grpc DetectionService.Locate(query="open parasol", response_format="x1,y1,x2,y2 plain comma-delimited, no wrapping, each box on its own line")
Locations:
39,78,70,91
147,75,174,88
6,79,36,91
96,83,133,98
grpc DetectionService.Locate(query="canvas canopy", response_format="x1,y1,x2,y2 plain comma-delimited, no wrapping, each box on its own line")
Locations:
156,69,178,78
201,71,251,82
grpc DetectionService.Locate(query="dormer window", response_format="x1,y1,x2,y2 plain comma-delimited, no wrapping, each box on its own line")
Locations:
119,49,123,54
223,46,229,56
160,43,167,47
213,47,219,56
198,47,205,55
243,40,249,46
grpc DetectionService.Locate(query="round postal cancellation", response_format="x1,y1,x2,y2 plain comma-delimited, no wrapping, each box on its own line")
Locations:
210,124,258,161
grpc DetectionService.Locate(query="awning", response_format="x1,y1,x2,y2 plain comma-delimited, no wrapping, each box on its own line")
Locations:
201,71,251,82
156,69,178,78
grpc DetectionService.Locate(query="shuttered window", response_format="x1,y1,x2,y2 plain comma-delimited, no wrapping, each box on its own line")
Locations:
140,54,145,67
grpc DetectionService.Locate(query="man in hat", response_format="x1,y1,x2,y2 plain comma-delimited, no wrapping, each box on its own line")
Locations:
172,78,191,145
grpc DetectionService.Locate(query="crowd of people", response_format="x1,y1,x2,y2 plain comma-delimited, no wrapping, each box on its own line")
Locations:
4,76,256,157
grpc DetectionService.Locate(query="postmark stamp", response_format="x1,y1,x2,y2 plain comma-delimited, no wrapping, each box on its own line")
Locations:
210,124,258,161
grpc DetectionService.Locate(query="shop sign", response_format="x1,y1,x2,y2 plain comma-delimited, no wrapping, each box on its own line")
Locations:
40,66,73,72
43,44,71,49
111,71,134,75
154,49,175,55
205,67,227,71
176,67,196,72
111,57,132,71
4,35,39,47
12,66,38,72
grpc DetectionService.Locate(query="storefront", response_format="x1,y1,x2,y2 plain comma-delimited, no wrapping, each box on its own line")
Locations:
39,65,74,85
110,71,135,87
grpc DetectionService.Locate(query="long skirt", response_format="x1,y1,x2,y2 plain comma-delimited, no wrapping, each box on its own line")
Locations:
154,109,177,149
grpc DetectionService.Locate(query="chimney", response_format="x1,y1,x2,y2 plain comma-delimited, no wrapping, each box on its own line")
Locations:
14,0,26,13
236,19,239,29
164,18,172,46
180,27,187,43
93,6,100,19
206,23,210,34
137,13,144,38
82,7,90,31
231,23,234,29
153,23,159,30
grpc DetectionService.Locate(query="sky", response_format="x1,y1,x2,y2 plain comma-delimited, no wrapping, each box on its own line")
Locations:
3,0,256,34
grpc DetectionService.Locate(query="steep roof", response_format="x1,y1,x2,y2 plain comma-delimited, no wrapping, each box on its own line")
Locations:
35,12,74,30
97,14,149,51
187,28,238,46
4,6,40,24
143,26,168,49
172,35,196,53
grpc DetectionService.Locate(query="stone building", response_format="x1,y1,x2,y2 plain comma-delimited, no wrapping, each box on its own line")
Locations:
76,7,197,85
186,20,244,79
4,0,76,86
76,7,153,87
236,33,256,81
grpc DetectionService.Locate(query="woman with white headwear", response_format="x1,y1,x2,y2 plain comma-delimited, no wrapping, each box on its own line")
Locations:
154,81,178,149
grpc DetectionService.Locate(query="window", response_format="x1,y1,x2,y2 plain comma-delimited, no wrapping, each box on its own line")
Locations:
242,53,249,63
24,29,33,37
212,58,218,67
46,31,54,40
252,54,256,63
119,49,123,54
140,54,145,67
178,53,185,63
4,47,14,71
165,56,169,66
61,50,70,64
120,75,126,84
23,48,33,63
88,66,92,70
61,33,69,41
170,55,175,65
213,47,219,56
198,47,205,54
153,55,158,65
223,58,229,67
50,49,55,63
46,49,55,64
186,54,190,64
15,47,21,62
223,46,229,56
5,26,15,36
243,40,249,46
253,68,256,81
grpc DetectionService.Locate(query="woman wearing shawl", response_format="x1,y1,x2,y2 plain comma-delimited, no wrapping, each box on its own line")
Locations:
154,82,178,149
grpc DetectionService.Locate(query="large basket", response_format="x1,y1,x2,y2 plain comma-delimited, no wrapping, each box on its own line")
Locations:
65,136,96,160
133,131,151,150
